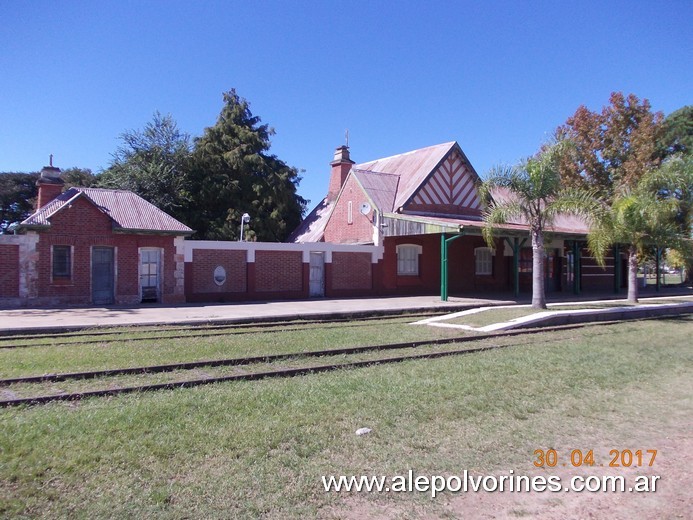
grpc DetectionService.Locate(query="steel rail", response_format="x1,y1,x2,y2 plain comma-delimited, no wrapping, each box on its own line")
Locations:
0,310,450,340
0,320,634,407
1,345,511,407
0,312,443,349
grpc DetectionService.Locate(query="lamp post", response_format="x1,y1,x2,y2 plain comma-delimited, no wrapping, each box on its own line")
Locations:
239,213,250,242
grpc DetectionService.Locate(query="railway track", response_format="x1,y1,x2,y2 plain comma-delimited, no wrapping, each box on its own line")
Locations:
0,312,445,349
0,318,655,408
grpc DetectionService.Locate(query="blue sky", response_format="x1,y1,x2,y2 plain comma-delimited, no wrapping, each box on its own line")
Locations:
1,0,691,209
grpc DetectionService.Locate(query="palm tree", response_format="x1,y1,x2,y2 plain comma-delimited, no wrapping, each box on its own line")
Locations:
480,143,596,309
588,158,691,303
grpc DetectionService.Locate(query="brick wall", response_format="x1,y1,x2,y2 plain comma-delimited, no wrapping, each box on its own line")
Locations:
323,175,374,244
379,234,511,296
331,252,372,290
192,249,246,293
184,243,383,303
255,250,303,292
0,244,19,298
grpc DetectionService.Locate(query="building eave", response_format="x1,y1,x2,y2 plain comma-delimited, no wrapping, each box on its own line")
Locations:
112,227,194,236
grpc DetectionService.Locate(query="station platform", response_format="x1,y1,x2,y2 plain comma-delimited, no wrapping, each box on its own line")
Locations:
0,287,690,334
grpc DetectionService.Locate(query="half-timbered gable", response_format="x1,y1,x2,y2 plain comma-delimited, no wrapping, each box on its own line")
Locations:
405,147,482,217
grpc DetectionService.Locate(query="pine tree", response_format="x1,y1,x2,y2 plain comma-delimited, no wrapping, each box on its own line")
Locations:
188,90,306,241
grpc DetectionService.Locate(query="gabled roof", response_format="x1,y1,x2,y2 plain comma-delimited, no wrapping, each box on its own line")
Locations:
21,187,193,235
290,141,474,243
353,141,458,210
290,141,594,243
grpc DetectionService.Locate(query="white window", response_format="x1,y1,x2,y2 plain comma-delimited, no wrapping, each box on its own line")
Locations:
396,244,422,276
475,247,493,275
139,248,162,302
347,201,353,224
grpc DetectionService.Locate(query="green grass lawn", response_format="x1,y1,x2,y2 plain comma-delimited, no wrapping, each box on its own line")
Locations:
1,317,691,518
0,317,466,380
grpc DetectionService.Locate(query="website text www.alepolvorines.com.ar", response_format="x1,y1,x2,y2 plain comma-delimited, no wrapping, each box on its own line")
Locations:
322,470,660,498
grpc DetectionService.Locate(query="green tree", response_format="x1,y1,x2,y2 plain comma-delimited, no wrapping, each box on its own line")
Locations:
0,172,38,233
558,92,663,197
61,167,96,188
587,165,690,303
557,92,670,296
97,112,192,221
657,105,693,159
642,154,693,233
188,90,306,241
480,143,595,309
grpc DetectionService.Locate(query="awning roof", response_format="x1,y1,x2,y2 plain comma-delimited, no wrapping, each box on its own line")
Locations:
384,212,590,238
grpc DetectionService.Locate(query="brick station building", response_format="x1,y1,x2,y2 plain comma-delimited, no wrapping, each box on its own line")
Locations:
0,143,619,308
291,142,619,298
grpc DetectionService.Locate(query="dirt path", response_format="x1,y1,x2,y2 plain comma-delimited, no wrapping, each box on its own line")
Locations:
327,423,691,519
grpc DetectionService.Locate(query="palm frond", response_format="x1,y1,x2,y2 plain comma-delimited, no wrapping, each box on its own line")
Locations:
481,200,525,247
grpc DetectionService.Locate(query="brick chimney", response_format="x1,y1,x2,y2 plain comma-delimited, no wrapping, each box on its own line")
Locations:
36,156,64,209
328,145,355,201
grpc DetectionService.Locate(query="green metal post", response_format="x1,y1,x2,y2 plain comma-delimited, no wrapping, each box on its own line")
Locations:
573,241,581,295
504,236,525,298
440,234,447,301
613,244,621,294
440,232,466,301
655,247,661,292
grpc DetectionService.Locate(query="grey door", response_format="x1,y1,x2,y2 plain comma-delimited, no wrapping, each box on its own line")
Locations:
309,252,325,297
92,247,114,305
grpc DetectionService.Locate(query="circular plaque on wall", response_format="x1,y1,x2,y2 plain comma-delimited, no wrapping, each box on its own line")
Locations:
213,265,226,286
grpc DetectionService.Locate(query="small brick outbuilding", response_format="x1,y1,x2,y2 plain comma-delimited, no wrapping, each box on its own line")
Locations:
2,163,192,306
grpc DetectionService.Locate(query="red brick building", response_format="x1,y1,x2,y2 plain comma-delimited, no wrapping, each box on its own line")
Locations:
0,162,383,308
1,164,192,306
291,142,618,297
0,144,620,309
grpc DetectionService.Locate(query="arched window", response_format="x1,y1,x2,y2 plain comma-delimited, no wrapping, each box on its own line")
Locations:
396,244,422,276
475,247,493,275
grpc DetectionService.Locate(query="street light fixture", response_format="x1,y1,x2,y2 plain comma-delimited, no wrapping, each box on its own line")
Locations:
240,213,251,241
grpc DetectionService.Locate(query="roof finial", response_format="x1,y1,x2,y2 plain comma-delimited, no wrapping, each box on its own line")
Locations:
49,154,53,167
345,129,349,148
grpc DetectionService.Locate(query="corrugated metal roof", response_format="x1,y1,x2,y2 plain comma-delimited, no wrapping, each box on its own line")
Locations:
352,169,399,212
286,198,333,243
390,212,589,235
21,187,193,234
290,140,589,243
488,187,591,234
354,141,456,210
